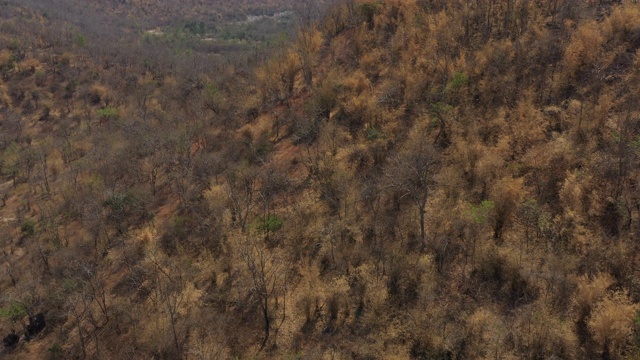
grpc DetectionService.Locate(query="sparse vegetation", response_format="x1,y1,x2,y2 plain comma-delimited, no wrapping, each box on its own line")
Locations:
1,0,640,359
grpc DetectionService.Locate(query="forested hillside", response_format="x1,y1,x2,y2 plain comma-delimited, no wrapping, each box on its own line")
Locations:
1,0,640,359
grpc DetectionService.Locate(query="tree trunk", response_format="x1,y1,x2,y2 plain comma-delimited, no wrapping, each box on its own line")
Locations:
169,309,181,355
260,300,270,350
419,205,426,245
77,320,86,359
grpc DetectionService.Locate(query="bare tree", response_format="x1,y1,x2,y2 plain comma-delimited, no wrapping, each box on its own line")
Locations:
67,293,89,359
385,136,439,245
293,0,321,28
241,239,287,351
1,240,19,286
150,257,186,356
225,165,258,232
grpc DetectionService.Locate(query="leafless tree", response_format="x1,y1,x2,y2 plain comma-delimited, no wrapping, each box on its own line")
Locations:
385,137,439,245
241,239,287,351
150,257,186,356
67,292,90,359
225,165,258,232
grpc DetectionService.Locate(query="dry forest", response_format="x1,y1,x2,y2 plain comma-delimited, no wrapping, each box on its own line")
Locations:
1,0,640,359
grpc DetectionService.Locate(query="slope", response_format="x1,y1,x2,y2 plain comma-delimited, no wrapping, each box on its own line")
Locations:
1,0,640,359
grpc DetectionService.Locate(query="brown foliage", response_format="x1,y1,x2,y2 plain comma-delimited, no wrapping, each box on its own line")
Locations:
3,0,640,359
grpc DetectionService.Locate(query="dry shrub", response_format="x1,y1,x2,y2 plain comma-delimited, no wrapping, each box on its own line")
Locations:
407,300,459,360
321,275,351,334
592,92,615,130
256,50,300,103
138,314,180,358
342,91,378,133
450,140,482,187
473,146,503,187
375,76,405,110
185,328,229,360
204,182,233,226
465,308,509,359
401,67,427,109
572,273,614,319
475,40,517,107
88,84,112,106
17,57,40,75
385,251,422,308
0,49,12,64
509,98,546,156
488,177,524,241
602,4,640,48
359,48,385,81
340,69,371,95
588,291,639,357
558,170,591,221
350,264,389,321
437,164,466,200
563,20,603,78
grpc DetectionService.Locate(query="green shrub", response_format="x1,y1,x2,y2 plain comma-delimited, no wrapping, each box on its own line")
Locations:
97,106,119,121
255,213,283,234
470,200,495,224
366,126,382,140
21,219,36,236
447,71,468,90
0,302,26,321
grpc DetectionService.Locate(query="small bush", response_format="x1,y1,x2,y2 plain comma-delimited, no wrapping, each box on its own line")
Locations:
21,219,36,237
97,106,119,121
0,302,26,321
254,213,283,234
588,291,639,357
447,71,468,90
365,126,382,140
470,200,495,224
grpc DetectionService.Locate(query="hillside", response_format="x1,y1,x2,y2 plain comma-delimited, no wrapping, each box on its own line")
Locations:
1,0,640,359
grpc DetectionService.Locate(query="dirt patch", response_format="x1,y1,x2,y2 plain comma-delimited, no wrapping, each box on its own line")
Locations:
0,181,12,191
